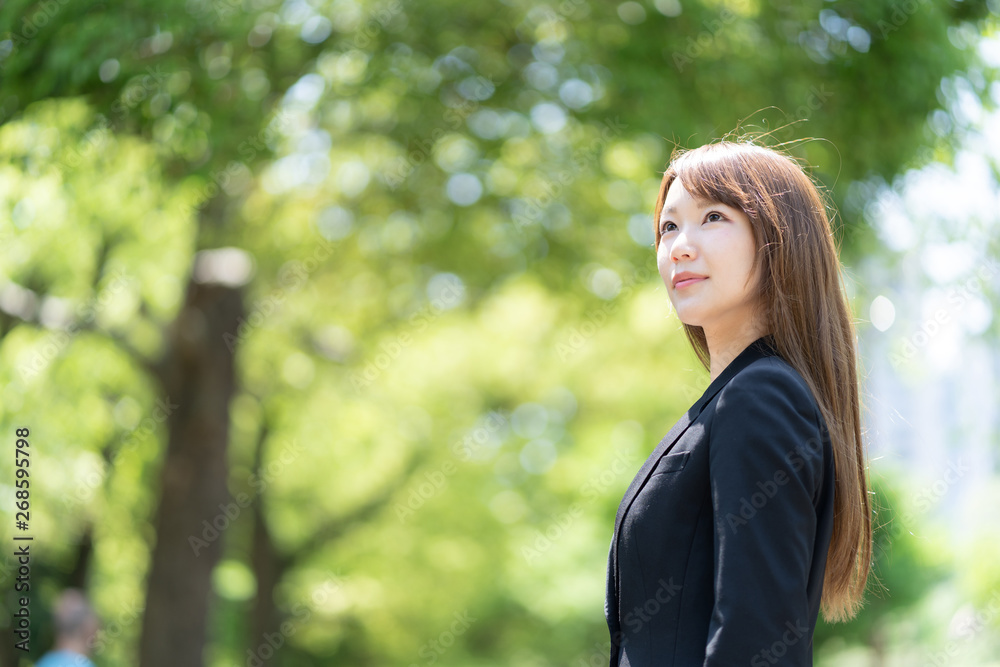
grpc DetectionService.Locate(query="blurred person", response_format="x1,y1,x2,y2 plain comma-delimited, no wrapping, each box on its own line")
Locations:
36,588,99,667
605,139,873,666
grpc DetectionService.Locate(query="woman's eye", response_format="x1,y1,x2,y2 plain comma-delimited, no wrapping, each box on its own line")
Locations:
661,212,724,234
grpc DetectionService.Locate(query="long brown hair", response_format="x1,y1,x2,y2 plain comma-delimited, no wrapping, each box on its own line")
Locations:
652,139,872,622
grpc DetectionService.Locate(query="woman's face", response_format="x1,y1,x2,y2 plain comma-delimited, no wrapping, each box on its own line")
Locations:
656,176,763,340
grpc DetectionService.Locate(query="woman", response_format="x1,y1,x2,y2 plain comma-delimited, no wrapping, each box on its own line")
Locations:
604,139,873,666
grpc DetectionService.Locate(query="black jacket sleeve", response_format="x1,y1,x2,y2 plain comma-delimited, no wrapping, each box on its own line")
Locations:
703,360,827,666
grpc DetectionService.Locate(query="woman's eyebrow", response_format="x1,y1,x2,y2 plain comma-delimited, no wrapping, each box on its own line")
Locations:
660,197,716,220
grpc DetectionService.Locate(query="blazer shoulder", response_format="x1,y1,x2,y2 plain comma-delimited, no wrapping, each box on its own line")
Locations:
719,355,823,426
710,355,830,496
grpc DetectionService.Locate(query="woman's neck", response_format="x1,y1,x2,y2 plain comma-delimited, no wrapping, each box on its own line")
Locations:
706,322,770,382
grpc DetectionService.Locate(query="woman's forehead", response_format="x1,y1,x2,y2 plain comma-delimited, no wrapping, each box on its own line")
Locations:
663,180,732,211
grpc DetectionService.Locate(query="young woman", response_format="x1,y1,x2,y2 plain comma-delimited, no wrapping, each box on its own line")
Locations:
604,139,873,666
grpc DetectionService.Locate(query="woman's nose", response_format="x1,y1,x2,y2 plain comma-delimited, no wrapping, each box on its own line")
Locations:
671,232,695,262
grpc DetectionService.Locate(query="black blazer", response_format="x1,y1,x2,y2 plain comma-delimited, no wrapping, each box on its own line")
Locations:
605,335,835,666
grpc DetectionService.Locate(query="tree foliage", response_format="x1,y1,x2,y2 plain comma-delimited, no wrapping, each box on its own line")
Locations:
0,0,997,665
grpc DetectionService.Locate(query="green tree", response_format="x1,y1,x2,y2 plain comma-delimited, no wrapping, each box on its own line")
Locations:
1,0,996,665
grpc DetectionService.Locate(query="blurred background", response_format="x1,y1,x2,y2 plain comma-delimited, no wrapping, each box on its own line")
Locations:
1,0,999,665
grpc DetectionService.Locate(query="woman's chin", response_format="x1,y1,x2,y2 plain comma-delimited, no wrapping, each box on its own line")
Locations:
671,309,703,327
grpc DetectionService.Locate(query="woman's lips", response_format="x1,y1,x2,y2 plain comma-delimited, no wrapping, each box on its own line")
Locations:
675,277,707,289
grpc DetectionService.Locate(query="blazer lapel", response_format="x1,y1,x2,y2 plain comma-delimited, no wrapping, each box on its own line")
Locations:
612,409,695,540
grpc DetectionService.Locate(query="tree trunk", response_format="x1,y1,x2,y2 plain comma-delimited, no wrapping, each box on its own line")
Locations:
245,444,427,665
139,276,244,667
250,498,286,665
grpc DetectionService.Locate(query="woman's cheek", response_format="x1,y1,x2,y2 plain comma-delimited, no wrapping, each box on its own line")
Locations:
656,247,673,285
